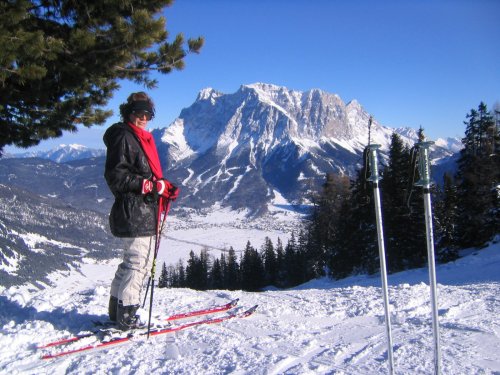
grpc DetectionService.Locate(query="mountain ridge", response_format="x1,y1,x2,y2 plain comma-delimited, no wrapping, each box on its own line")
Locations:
3,83,461,216
153,83,458,214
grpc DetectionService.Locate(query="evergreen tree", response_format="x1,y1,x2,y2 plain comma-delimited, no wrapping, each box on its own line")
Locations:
240,241,264,291
275,238,286,287
455,102,499,248
158,262,168,288
382,133,408,271
219,253,227,288
462,108,480,156
296,230,311,282
306,173,351,279
0,1,204,154
210,258,224,289
224,247,240,290
311,170,368,278
166,265,174,288
185,250,205,290
283,233,303,287
185,251,197,289
434,173,460,262
198,248,210,290
261,237,278,287
382,133,427,272
175,259,186,287
330,167,379,278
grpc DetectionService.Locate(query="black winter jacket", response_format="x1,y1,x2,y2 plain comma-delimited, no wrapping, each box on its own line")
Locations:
103,122,157,237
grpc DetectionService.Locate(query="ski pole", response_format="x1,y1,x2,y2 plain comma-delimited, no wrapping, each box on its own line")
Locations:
415,140,441,375
366,144,395,375
147,197,171,339
142,277,151,308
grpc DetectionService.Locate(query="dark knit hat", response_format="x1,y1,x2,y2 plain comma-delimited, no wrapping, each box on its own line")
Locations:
119,92,155,120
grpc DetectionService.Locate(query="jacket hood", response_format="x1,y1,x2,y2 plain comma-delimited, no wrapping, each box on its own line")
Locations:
102,122,135,147
103,122,128,148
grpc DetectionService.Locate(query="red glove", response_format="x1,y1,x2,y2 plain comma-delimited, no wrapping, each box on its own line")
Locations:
159,179,180,201
142,179,179,200
141,179,156,195
167,184,180,201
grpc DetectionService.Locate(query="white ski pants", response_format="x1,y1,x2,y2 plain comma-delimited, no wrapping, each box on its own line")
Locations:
110,236,154,306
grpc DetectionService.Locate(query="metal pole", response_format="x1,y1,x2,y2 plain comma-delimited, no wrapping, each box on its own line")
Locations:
147,198,171,339
415,141,441,374
367,144,395,375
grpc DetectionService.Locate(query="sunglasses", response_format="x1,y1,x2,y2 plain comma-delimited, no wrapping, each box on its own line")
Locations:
132,110,153,121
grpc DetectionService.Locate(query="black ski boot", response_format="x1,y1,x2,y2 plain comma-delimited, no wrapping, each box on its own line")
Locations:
108,296,118,322
116,302,144,331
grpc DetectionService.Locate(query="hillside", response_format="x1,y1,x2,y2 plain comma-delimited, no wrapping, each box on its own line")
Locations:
0,239,498,373
0,184,120,287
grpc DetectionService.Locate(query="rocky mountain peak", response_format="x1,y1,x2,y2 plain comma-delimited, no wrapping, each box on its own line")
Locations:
154,83,446,215
196,87,223,102
3,83,460,217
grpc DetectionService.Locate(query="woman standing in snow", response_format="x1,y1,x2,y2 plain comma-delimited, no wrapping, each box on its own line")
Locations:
103,92,178,331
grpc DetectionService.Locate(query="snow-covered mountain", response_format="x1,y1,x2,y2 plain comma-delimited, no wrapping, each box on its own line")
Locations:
1,83,461,216
0,156,113,215
0,184,120,287
153,83,457,215
6,144,105,163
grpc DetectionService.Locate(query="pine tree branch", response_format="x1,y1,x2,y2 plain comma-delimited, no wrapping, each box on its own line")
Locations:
1,67,19,75
114,58,184,73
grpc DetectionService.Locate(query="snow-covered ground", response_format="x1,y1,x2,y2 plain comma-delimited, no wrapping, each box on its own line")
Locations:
0,214,499,374
156,203,302,267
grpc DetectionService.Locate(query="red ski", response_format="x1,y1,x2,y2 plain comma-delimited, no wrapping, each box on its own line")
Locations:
41,305,257,360
166,298,239,321
38,298,239,350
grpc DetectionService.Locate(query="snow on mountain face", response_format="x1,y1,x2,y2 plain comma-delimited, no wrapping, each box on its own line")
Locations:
2,83,460,217
0,184,119,288
7,144,105,163
155,83,447,215
434,137,463,153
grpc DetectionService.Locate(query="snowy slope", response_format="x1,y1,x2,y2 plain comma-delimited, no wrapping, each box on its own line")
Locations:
0,230,499,374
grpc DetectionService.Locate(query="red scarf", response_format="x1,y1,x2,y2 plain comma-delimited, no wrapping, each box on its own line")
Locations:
127,122,163,179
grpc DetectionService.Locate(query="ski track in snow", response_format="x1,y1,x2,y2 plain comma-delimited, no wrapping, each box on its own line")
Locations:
1,241,499,374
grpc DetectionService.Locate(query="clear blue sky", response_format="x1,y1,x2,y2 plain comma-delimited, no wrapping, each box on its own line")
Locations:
8,0,500,152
